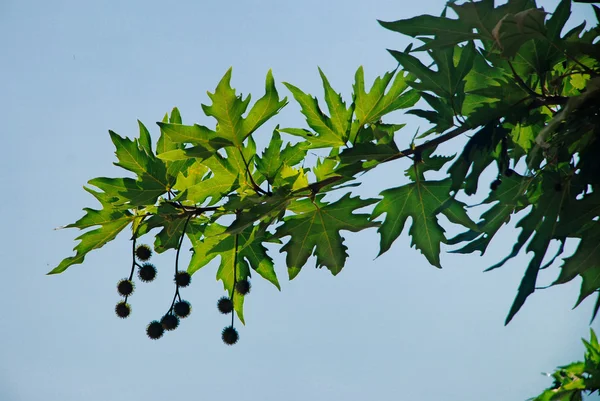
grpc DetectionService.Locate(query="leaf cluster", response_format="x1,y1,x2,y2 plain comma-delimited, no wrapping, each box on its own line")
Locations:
53,0,600,329
531,329,600,401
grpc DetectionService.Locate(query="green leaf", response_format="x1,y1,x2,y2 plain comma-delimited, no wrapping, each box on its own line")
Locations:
255,129,306,184
174,154,239,206
353,67,419,126
156,108,194,188
405,147,455,182
87,177,166,207
450,0,537,45
449,172,531,255
313,148,340,182
188,224,280,323
156,122,232,152
390,42,475,102
281,71,352,148
379,14,476,50
491,7,547,58
136,203,191,253
109,130,167,182
49,206,133,274
554,222,600,306
243,70,289,139
447,121,507,195
338,142,398,165
202,68,286,148
108,129,170,204
372,178,477,267
224,193,292,235
482,173,569,324
319,68,353,142
276,194,378,277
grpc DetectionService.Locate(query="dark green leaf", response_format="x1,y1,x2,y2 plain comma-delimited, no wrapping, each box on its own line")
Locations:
276,194,378,277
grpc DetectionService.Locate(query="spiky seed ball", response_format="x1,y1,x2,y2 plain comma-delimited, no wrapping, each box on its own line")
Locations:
138,263,157,283
117,279,135,296
235,279,251,296
217,296,233,314
490,179,502,191
174,271,191,288
221,326,239,345
174,300,191,318
115,301,131,318
504,169,514,177
161,314,180,331
146,320,164,340
135,244,152,261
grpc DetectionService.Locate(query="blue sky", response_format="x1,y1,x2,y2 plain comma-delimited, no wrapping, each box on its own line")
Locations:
1,0,598,400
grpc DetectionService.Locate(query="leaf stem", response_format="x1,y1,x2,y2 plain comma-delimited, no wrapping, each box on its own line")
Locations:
239,148,271,196
166,202,220,214
167,213,193,314
231,232,239,328
508,60,540,98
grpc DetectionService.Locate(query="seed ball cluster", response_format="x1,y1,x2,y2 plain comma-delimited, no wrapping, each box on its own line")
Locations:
119,234,250,344
174,300,191,318
147,320,164,340
138,263,157,282
222,326,239,345
217,297,234,314
161,314,180,331
235,279,251,295
117,279,135,296
135,244,152,261
490,178,502,191
115,301,131,318
175,271,191,288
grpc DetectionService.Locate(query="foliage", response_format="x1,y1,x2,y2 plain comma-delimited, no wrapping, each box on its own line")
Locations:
53,0,599,357
531,329,600,401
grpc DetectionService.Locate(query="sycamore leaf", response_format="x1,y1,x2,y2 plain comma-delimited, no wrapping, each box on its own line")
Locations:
448,172,531,255
201,68,286,148
450,0,537,45
109,130,167,183
483,173,569,324
243,70,289,139
135,203,192,253
447,121,507,195
87,177,166,207
338,142,398,165
276,194,378,278
156,146,220,162
224,193,292,235
274,165,309,192
379,14,476,50
174,155,239,206
319,68,353,142
554,222,600,306
372,178,477,267
492,7,547,58
49,206,133,274
156,122,232,154
108,129,171,205
188,224,280,323
280,70,353,148
255,129,306,184
313,148,339,182
156,109,194,187
353,67,419,126
389,42,475,101
405,147,455,181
